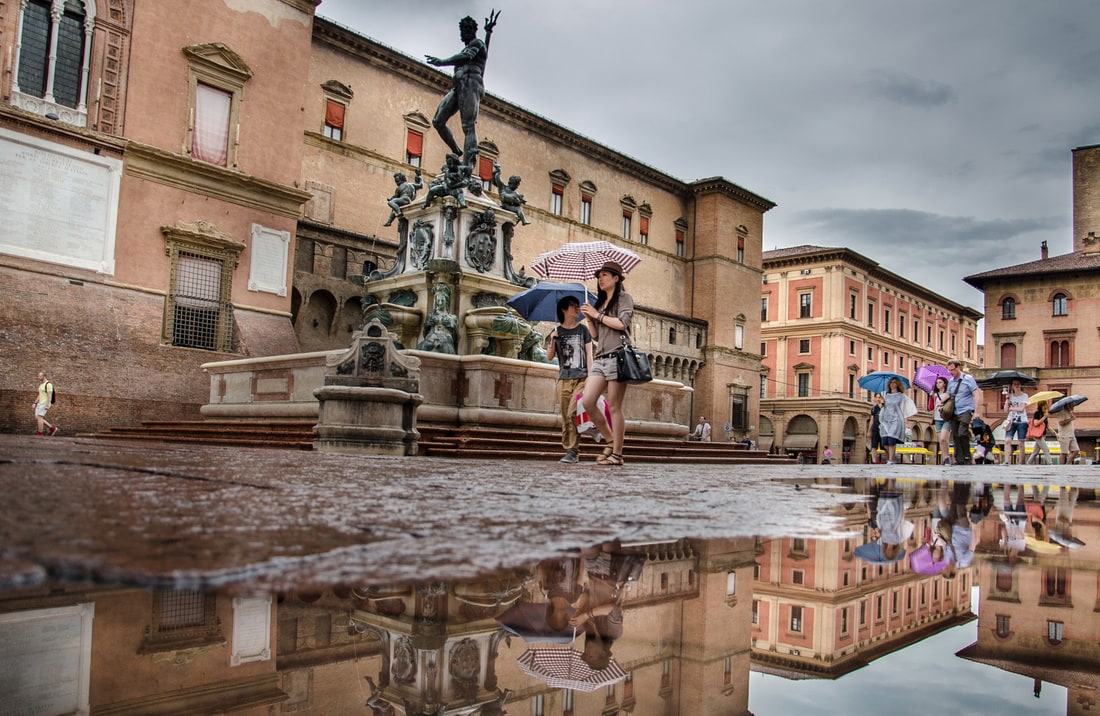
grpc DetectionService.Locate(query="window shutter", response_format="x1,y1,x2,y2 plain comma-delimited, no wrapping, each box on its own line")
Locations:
406,129,423,157
325,100,345,129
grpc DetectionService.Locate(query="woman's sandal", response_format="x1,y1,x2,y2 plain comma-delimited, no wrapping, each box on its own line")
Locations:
599,446,614,461
597,452,624,466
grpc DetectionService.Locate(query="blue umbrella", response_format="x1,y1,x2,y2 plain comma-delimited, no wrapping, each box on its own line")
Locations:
858,371,911,394
1048,394,1087,414
507,281,597,323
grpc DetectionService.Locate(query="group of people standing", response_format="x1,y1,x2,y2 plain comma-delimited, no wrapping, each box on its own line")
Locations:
869,359,1081,465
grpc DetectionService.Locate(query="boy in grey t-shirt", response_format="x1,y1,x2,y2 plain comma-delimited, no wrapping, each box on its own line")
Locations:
545,296,593,463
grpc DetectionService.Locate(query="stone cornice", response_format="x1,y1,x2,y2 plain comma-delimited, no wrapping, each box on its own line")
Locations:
277,0,320,14
124,141,312,219
0,104,126,155
690,177,777,213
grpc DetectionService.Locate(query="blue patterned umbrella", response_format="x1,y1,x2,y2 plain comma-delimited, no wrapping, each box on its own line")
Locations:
507,281,597,323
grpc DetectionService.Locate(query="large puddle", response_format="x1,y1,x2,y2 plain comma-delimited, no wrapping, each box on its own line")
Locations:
0,438,1091,714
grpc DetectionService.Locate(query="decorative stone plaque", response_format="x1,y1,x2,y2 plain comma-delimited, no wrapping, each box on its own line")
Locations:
0,603,94,715
231,595,272,666
0,127,121,274
248,223,290,296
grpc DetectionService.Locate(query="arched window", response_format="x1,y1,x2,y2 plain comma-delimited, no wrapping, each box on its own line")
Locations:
1001,297,1016,319
1049,340,1070,368
1052,293,1069,316
13,0,93,126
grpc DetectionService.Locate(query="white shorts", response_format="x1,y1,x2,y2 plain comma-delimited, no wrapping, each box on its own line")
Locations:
34,402,49,417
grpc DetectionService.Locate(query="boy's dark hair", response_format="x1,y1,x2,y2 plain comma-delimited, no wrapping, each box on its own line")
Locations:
556,296,579,324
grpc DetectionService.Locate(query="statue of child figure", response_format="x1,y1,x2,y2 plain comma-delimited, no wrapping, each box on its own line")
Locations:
492,162,530,225
422,153,469,210
383,169,423,226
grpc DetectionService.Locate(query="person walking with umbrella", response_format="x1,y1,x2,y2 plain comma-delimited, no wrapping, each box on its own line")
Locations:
1001,379,1030,465
1055,401,1080,465
879,377,916,465
932,377,952,464
867,393,884,464
579,261,633,465
1025,399,1053,464
544,296,593,464
946,359,980,465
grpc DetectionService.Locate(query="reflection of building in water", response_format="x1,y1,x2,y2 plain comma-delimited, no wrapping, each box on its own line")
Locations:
0,537,755,714
752,484,975,677
960,497,1099,712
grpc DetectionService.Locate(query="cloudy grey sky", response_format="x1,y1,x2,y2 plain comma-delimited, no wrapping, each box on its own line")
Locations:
317,0,1100,315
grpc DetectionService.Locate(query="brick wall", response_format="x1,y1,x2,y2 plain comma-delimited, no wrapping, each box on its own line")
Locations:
0,266,297,434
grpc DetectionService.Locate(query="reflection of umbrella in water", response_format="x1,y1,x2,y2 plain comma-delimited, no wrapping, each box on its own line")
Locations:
908,543,950,575
1049,394,1088,414
976,370,1038,389
912,365,951,394
1049,531,1086,549
506,281,598,323
530,241,642,282
495,602,577,644
857,371,910,394
853,542,907,564
1028,390,1065,406
517,646,627,692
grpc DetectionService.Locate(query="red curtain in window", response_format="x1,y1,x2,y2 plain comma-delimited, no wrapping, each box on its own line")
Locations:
738,236,745,251
193,83,231,166
675,229,685,243
325,100,345,129
406,129,423,158
552,184,564,196
639,216,649,234
478,156,493,182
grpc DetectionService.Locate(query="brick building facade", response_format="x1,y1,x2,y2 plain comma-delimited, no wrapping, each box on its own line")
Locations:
761,246,982,463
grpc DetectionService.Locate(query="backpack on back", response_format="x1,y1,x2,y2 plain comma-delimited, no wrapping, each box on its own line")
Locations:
47,381,56,404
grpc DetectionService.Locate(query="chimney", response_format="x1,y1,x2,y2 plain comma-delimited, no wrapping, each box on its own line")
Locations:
1041,241,1048,260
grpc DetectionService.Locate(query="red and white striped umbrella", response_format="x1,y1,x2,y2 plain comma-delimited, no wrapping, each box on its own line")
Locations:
530,241,642,282
517,647,627,692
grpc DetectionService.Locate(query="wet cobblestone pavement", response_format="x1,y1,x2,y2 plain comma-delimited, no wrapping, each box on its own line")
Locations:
0,434,1092,593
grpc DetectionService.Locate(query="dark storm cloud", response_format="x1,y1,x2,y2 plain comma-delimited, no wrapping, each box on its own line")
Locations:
866,71,957,108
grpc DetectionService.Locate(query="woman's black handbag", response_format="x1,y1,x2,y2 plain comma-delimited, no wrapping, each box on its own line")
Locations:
613,336,653,384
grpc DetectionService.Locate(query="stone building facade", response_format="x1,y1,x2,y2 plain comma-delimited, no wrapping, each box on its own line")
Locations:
964,144,1100,461
0,0,315,433
761,246,982,463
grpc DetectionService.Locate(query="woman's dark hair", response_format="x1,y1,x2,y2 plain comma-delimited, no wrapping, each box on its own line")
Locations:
596,274,622,317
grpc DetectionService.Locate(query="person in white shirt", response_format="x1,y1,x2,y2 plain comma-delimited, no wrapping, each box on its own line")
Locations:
693,416,712,441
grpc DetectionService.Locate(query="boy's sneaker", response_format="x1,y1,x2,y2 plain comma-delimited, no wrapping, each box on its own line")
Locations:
49,426,60,436
560,450,579,463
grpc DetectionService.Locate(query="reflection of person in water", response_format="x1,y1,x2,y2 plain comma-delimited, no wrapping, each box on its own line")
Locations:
942,482,981,577
537,556,586,631
856,478,915,563
569,542,645,670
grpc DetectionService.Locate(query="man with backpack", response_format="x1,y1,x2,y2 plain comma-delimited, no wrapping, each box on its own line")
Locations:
34,371,59,436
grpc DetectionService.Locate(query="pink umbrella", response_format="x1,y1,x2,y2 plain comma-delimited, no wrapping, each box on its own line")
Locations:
913,364,951,394
530,241,642,282
909,542,950,575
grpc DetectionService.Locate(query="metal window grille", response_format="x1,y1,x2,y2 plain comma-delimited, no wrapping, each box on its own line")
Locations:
143,590,221,649
170,252,233,351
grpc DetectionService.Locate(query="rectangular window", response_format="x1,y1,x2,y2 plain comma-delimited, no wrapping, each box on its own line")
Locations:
405,129,423,167
761,297,768,322
884,308,891,333
760,380,766,399
951,333,957,353
726,571,737,596
966,339,972,358
797,373,810,397
939,330,945,350
639,215,649,244
899,314,906,338
580,195,592,225
914,319,919,342
849,340,856,355
996,615,1010,637
172,253,227,351
752,600,759,625
841,607,849,634
848,373,855,398
731,391,748,429
927,325,932,346
898,355,905,369
867,301,875,327
735,324,744,350
760,342,767,356
737,236,745,263
799,339,810,354
550,184,563,215
792,570,804,585
478,156,493,191
1048,621,1064,643
850,293,857,320
323,99,345,141
883,351,890,365
193,83,232,166
790,605,803,632
799,293,812,318
622,211,632,239
675,229,685,257
867,346,873,361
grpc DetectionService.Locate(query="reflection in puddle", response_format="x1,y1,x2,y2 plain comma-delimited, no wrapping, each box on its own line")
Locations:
1,479,1089,714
